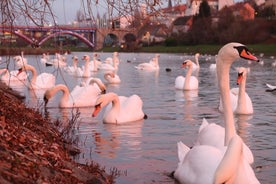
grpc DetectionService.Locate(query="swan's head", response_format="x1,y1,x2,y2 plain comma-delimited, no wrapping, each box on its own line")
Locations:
218,43,259,64
93,53,98,57
17,68,23,76
104,72,115,78
88,78,107,94
182,60,192,68
92,93,117,117
236,67,248,85
17,64,30,76
72,56,78,60
155,54,160,58
92,102,102,117
195,53,200,58
82,55,90,61
43,91,50,106
14,55,27,68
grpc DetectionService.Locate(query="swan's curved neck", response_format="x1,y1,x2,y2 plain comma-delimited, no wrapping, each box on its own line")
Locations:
104,93,120,112
104,73,113,79
195,55,199,67
73,59,78,69
25,65,37,86
184,64,193,89
93,56,97,66
216,56,236,145
83,59,90,76
50,85,70,106
89,78,106,92
237,75,246,108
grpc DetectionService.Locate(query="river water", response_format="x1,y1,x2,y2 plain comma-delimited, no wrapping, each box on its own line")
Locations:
2,51,276,184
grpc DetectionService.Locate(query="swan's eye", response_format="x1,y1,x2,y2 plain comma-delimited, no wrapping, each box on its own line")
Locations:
238,72,243,77
95,103,101,109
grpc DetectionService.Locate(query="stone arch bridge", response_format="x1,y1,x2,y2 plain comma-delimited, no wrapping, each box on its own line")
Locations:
0,25,138,50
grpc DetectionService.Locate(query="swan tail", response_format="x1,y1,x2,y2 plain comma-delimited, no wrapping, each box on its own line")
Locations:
198,118,209,133
177,141,190,163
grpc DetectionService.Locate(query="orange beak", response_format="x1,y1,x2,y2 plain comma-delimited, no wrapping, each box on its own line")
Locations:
240,49,259,62
182,62,187,68
236,73,243,85
17,68,23,76
92,104,101,117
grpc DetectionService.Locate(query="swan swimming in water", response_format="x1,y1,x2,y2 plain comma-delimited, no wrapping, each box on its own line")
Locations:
44,78,106,108
219,67,253,114
80,55,92,78
175,60,199,90
90,53,100,72
0,68,28,82
40,53,50,65
17,64,56,90
92,92,147,124
172,42,260,184
104,71,121,84
46,53,67,68
98,52,119,71
63,56,84,76
135,54,160,71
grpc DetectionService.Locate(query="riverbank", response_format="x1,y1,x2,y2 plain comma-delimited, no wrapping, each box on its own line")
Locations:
0,82,115,183
101,43,276,57
1,43,275,57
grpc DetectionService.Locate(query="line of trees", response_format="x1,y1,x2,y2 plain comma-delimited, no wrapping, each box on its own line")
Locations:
166,0,275,46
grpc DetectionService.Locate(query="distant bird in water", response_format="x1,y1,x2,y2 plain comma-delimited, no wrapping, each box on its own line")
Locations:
165,68,172,72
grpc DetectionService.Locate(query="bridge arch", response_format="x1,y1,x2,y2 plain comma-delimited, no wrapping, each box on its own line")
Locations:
104,33,119,47
6,30,34,45
39,31,95,48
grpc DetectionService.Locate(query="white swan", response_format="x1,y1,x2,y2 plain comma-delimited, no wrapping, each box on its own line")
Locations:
173,42,260,184
92,92,146,124
104,71,121,84
80,55,92,78
191,53,200,72
18,64,56,90
47,53,67,67
44,78,106,108
98,52,119,71
63,56,84,76
219,67,253,114
266,83,276,92
40,53,50,65
135,54,160,71
209,55,218,70
0,68,28,82
175,60,199,90
90,53,99,72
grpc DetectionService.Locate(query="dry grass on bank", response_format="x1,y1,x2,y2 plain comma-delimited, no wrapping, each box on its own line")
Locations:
0,82,117,184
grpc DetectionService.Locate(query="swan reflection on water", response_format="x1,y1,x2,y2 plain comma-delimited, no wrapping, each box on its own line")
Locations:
91,121,144,159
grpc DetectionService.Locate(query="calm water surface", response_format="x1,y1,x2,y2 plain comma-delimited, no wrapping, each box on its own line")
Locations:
3,52,276,184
